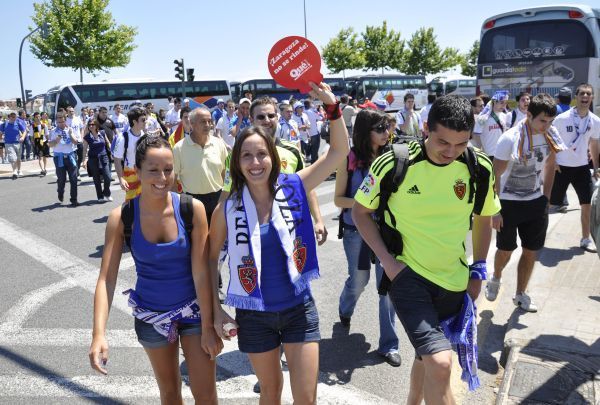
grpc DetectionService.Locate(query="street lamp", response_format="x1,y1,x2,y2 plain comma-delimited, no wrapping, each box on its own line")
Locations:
19,22,49,113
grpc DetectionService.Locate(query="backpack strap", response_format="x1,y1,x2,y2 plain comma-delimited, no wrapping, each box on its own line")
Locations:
338,153,354,239
122,130,129,168
179,193,194,242
376,143,410,229
462,146,479,204
121,199,135,249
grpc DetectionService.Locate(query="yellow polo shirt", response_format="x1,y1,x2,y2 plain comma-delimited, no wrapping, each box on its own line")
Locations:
173,135,228,194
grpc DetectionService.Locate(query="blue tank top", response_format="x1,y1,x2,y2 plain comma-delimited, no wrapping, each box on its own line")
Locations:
131,192,196,311
260,222,310,312
342,167,369,227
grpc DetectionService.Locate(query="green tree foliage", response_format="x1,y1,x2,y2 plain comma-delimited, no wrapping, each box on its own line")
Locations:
30,0,137,80
360,21,405,74
460,40,480,77
322,28,365,78
403,27,461,75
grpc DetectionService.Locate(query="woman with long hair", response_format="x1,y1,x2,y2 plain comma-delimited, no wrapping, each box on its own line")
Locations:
209,82,349,405
89,135,222,404
82,119,113,202
334,109,401,367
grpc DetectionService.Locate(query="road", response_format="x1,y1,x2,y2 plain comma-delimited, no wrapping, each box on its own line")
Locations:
0,161,505,404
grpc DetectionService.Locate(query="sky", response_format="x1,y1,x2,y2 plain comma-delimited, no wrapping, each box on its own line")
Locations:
1,0,590,100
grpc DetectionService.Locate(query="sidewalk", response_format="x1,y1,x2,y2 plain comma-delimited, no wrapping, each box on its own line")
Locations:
496,205,600,404
0,156,56,176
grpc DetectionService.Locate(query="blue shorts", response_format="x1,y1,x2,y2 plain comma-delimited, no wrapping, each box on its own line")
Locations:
134,318,202,349
235,297,321,353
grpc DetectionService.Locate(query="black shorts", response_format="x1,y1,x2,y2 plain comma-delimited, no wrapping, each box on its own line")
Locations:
550,165,593,205
33,138,50,157
388,266,464,357
496,196,548,251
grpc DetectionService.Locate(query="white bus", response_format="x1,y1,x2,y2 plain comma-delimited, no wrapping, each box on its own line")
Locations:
43,79,232,118
345,74,428,112
428,75,476,98
477,4,600,115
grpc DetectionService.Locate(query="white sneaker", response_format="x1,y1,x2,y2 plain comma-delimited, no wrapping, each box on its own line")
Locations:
104,196,114,202
485,277,501,301
513,292,538,312
17,170,22,177
98,198,104,203
580,238,597,253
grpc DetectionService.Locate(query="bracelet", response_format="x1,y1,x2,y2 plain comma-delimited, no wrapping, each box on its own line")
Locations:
324,101,342,121
469,260,487,280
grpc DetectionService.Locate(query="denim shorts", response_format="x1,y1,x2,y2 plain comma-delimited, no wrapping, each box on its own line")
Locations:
134,318,202,349
235,297,321,353
388,266,464,357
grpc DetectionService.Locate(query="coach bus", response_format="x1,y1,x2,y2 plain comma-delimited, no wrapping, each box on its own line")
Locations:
43,79,232,119
344,74,428,112
477,4,600,115
239,77,346,103
428,75,476,98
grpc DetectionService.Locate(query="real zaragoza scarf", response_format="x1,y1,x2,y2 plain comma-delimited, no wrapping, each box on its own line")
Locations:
514,119,567,161
225,173,319,311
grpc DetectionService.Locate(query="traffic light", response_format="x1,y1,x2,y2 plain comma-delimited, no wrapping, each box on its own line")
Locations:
186,68,195,82
25,90,32,101
16,98,22,108
41,22,50,39
174,59,184,81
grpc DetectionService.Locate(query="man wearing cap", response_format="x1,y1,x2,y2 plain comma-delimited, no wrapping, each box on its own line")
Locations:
229,98,251,138
0,112,26,179
550,83,600,252
292,101,310,159
340,94,356,135
212,99,225,126
183,98,190,109
556,87,572,114
396,93,423,138
473,90,509,160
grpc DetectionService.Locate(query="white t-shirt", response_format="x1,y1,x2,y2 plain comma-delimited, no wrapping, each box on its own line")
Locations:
216,114,234,148
145,115,161,134
507,109,527,129
495,124,553,201
420,104,433,123
111,113,128,136
396,109,423,136
304,108,321,136
66,116,83,142
165,108,181,128
554,108,600,167
113,130,143,168
292,112,310,142
49,126,77,153
341,104,356,128
473,112,508,157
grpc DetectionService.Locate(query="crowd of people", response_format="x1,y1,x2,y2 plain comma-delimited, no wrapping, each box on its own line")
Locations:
1,79,598,404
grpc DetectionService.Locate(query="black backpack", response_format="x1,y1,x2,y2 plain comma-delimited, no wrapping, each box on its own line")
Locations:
375,142,485,295
121,193,194,249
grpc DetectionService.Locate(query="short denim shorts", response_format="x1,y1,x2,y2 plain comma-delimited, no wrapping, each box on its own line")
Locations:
134,318,202,349
235,297,321,353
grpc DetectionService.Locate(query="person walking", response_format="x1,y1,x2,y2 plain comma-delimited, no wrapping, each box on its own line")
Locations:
48,112,79,206
82,119,113,202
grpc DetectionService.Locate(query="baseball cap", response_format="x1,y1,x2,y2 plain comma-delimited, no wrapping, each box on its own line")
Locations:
359,101,379,110
239,98,251,105
559,87,572,97
184,98,190,103
217,98,224,104
293,102,304,110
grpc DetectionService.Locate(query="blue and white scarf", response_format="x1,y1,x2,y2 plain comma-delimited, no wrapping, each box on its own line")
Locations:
440,293,480,391
225,173,319,311
123,289,201,343
569,107,592,151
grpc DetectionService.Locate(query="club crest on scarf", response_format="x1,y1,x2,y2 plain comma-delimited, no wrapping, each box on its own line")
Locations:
238,256,258,294
293,237,307,273
454,179,467,200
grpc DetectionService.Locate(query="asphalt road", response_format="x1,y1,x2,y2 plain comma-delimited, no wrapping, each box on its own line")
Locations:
0,160,504,405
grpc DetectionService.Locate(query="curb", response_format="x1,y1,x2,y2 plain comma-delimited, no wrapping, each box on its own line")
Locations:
495,343,520,405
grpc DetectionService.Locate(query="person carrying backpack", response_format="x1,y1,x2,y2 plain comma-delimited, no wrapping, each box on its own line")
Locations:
89,135,222,404
334,108,401,367
353,96,501,402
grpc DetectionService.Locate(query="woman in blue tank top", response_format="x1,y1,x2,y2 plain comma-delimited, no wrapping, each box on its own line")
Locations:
90,135,221,404
334,109,402,367
208,83,350,405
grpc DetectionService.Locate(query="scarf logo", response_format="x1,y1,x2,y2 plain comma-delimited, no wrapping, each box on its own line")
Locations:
281,159,288,170
454,179,466,200
238,256,258,294
293,237,307,273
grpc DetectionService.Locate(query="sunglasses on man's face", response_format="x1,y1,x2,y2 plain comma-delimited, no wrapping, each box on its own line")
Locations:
255,113,277,120
372,124,390,133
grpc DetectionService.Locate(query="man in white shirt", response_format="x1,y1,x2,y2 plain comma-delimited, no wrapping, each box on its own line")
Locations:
113,107,146,201
110,104,128,137
48,113,79,206
65,106,84,178
291,101,310,159
486,94,566,312
507,92,531,129
304,99,322,163
340,94,356,135
396,93,423,138
549,83,600,252
473,91,509,160
419,94,437,126
215,100,236,150
165,97,182,133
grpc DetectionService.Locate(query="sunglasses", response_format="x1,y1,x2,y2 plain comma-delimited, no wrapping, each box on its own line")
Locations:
88,124,96,127
372,124,390,133
255,113,277,120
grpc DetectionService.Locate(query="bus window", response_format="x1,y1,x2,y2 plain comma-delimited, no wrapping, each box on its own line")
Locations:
446,80,458,94
58,87,77,110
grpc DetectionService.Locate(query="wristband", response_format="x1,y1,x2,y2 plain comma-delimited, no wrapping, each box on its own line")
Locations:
324,101,342,121
469,260,487,280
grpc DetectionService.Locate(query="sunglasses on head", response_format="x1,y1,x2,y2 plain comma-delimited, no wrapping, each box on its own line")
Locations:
255,113,277,120
372,123,390,133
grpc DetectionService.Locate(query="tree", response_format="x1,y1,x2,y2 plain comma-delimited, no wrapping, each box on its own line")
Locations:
30,0,137,83
360,21,405,74
403,27,461,75
460,40,480,77
322,28,365,78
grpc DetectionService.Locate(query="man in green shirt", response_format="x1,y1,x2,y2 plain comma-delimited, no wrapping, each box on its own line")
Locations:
353,96,501,404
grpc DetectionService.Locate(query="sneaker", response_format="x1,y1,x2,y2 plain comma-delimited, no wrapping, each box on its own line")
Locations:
11,173,17,180
104,196,114,202
70,201,79,207
17,170,22,177
98,198,104,203
580,238,597,253
380,352,401,367
339,315,351,328
513,292,538,312
485,277,501,301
